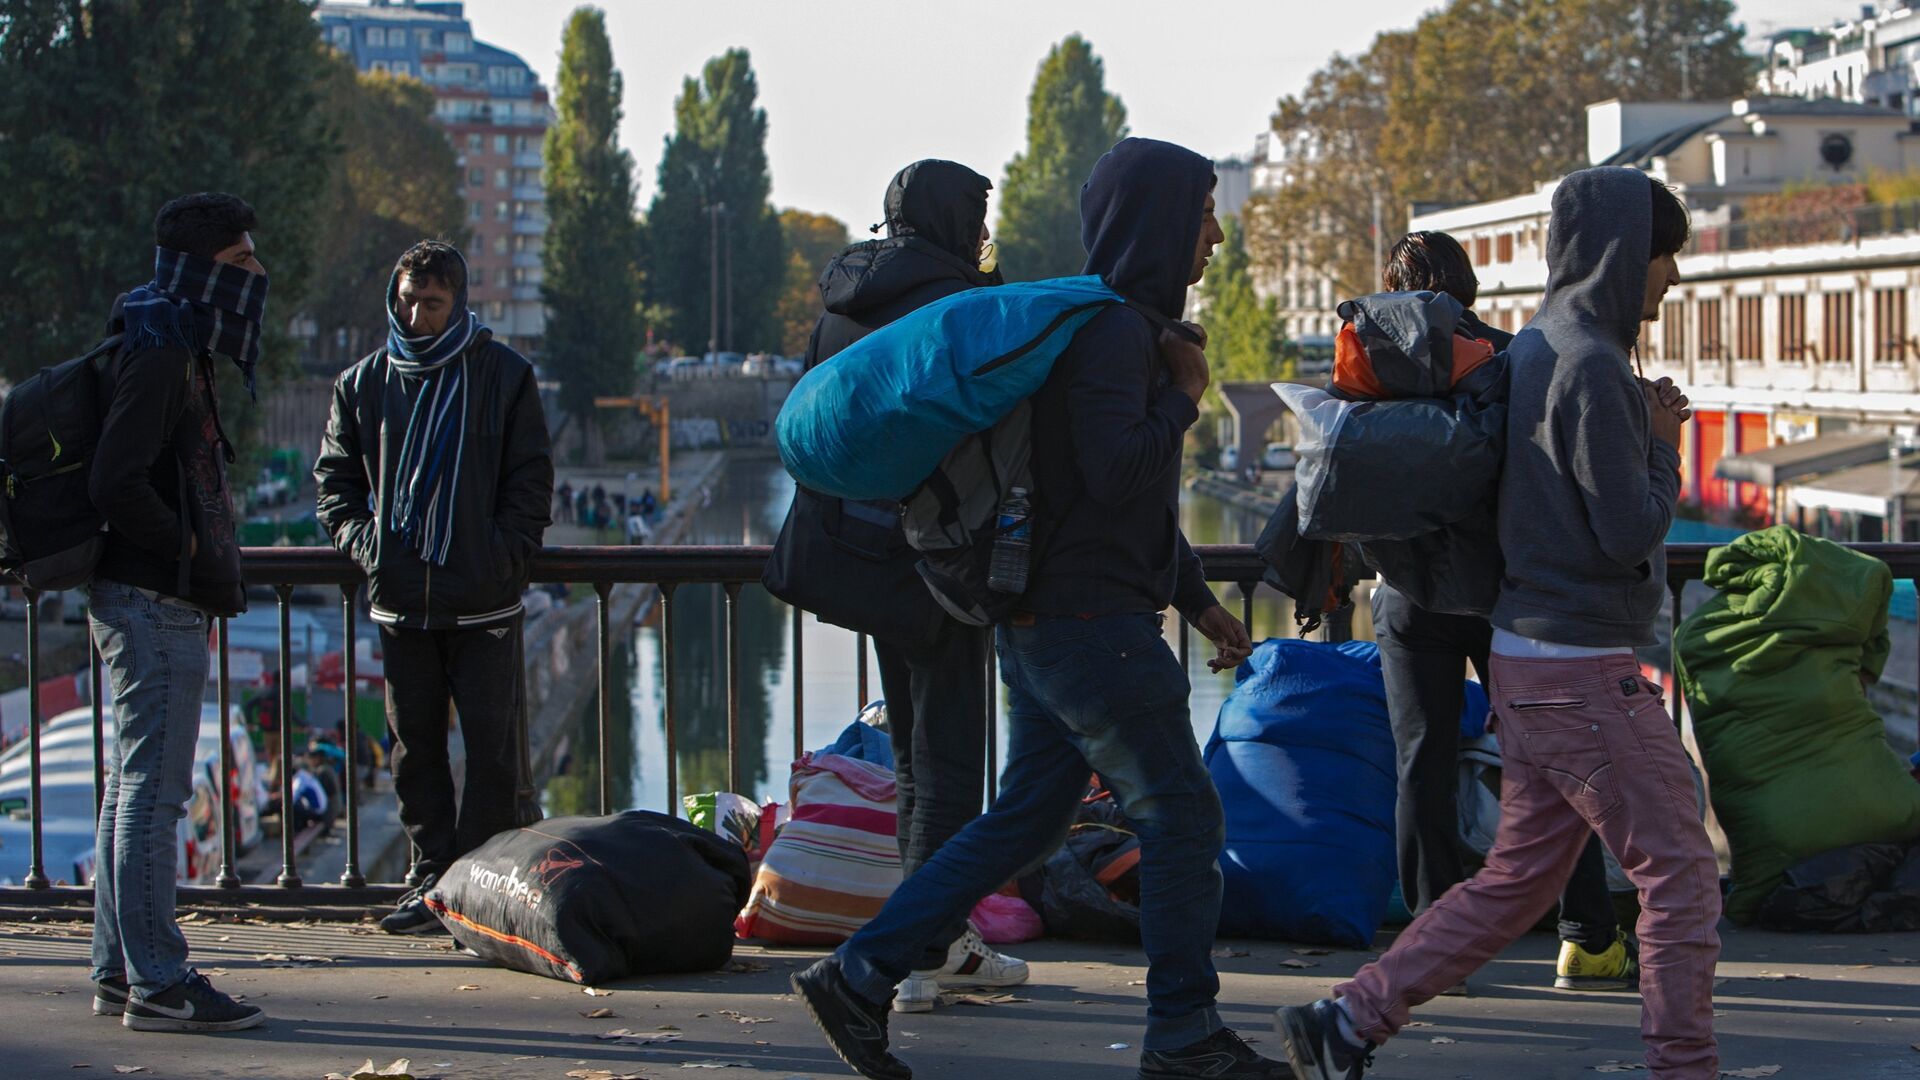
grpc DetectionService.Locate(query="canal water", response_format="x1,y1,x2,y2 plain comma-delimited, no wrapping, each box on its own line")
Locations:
543,456,1332,815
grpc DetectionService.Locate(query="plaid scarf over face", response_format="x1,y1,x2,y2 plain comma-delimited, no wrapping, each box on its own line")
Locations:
120,247,270,397
383,259,488,567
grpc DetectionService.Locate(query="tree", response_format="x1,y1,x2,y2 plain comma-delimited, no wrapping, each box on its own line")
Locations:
299,60,468,373
644,48,785,354
0,0,336,383
543,7,643,423
1195,216,1282,408
774,209,851,355
995,35,1129,282
1244,0,1753,302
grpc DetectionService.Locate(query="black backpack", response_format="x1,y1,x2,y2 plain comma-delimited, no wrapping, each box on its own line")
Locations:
0,334,125,590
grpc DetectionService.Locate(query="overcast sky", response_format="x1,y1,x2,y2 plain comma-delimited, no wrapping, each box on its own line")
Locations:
435,0,1868,231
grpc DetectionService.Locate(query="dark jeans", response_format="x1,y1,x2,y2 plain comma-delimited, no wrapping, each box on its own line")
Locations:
874,621,990,969
1372,585,1617,950
381,615,538,879
839,613,1225,1051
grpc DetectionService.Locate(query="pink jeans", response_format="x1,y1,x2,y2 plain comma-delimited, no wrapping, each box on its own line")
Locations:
1335,652,1722,1079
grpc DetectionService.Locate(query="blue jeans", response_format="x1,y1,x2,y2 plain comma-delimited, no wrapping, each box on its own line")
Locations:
838,612,1226,1051
86,579,209,995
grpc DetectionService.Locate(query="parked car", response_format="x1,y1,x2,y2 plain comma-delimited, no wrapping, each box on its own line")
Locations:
1219,446,1239,472
667,356,704,381
1263,443,1297,470
741,354,775,378
251,468,292,509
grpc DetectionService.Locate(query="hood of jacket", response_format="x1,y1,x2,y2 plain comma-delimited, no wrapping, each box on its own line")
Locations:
880,159,992,261
817,236,995,318
1538,166,1653,352
1080,138,1214,319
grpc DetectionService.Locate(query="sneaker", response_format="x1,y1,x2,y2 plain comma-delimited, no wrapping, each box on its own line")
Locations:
791,956,912,1080
380,878,448,936
93,973,129,1017
893,924,1030,1013
1276,999,1374,1080
122,969,265,1033
1555,930,1639,991
1138,1027,1294,1079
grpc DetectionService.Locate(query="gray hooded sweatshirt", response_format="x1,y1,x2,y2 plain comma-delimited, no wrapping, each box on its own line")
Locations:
1490,167,1681,647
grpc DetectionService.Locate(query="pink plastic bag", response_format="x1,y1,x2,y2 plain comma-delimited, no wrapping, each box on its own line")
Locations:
969,891,1043,945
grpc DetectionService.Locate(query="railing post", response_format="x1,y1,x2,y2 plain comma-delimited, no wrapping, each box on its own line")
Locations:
856,633,870,707
660,584,680,816
23,589,47,889
338,588,365,888
1239,580,1258,641
595,581,614,816
215,618,241,890
724,582,742,796
791,604,805,762
275,584,301,889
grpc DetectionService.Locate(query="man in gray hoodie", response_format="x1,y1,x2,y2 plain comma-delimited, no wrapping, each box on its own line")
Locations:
1277,167,1719,1080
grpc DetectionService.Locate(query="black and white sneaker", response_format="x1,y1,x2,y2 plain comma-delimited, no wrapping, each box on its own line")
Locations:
1138,1027,1294,1078
93,973,129,1017
122,969,265,1033
379,877,448,935
1276,999,1374,1079
791,956,912,1080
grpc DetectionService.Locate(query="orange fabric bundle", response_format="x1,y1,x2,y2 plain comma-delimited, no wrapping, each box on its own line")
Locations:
1332,323,1497,400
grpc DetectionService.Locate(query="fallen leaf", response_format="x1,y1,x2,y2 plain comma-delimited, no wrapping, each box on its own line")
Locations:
566,1071,647,1080
323,1062,415,1080
1592,1064,1646,1073
582,1007,616,1018
1886,956,1916,964
454,984,482,991
1404,1022,1433,1028
1292,947,1333,956
716,1010,775,1024
595,1028,683,1045
724,960,770,974
1747,972,1805,981
1211,948,1250,958
370,994,388,1000
1280,958,1319,969
678,1065,742,1070
935,992,1031,1007
113,1070,145,1076
1431,1036,1456,1044
583,987,614,996
252,953,333,967
1107,1043,1131,1051
1721,1069,1781,1078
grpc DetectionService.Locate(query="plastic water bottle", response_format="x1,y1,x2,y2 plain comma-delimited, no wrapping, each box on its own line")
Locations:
987,487,1033,594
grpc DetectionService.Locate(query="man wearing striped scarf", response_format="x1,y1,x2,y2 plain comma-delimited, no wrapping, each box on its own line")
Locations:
315,241,554,935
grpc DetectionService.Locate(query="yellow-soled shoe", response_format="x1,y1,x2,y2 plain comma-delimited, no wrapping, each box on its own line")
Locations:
1555,931,1639,991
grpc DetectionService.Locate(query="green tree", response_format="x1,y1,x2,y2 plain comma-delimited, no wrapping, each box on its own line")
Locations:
543,7,643,422
995,35,1129,281
644,48,785,354
0,0,335,384
1195,217,1282,408
300,61,468,373
774,209,851,355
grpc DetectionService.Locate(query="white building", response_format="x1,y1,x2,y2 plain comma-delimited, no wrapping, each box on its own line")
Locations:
1246,128,1339,367
1410,97,1920,538
1761,3,1920,115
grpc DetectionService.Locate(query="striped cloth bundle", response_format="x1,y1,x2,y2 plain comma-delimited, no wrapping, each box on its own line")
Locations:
734,750,901,944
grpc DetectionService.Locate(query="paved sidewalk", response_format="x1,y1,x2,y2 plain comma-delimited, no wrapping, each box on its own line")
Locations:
2,919,1916,1080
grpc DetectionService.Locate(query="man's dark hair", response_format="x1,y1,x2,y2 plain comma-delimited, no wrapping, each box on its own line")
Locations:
396,240,466,295
1383,230,1479,308
153,193,257,261
1649,178,1691,258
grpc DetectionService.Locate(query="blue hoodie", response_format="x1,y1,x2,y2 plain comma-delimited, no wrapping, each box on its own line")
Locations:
1022,138,1219,623
1491,167,1682,646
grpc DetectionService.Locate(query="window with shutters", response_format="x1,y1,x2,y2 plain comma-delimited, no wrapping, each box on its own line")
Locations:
1473,236,1491,265
1661,301,1686,360
1821,292,1854,364
1874,288,1908,362
1779,295,1807,362
1736,296,1763,360
1698,298,1724,359
1496,233,1513,263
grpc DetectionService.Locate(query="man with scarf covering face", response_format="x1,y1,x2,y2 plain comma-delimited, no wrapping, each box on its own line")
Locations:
315,240,553,936
85,192,266,1032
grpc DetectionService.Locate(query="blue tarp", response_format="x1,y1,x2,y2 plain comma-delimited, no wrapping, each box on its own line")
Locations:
774,275,1125,500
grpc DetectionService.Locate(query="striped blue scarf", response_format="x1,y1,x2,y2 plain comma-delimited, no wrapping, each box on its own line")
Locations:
384,262,487,566
120,247,269,397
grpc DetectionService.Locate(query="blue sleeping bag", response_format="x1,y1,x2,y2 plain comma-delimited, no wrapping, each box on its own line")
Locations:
775,275,1127,500
1205,639,1487,946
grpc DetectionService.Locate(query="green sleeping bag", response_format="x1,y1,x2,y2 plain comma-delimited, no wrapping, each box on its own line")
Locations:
1675,526,1920,923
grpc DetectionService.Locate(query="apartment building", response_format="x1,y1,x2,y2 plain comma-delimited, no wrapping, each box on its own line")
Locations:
314,0,550,360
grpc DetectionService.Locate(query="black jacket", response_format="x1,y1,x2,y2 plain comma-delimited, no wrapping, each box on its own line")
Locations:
1023,138,1218,623
315,335,553,630
91,341,246,616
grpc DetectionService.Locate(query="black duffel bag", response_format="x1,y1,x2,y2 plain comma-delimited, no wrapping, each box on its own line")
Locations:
763,486,946,655
426,811,750,985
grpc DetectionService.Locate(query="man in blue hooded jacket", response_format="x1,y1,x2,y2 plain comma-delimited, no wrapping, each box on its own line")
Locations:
792,138,1282,1080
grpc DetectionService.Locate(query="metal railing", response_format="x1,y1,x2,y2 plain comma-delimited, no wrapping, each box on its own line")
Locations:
1,541,1915,914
